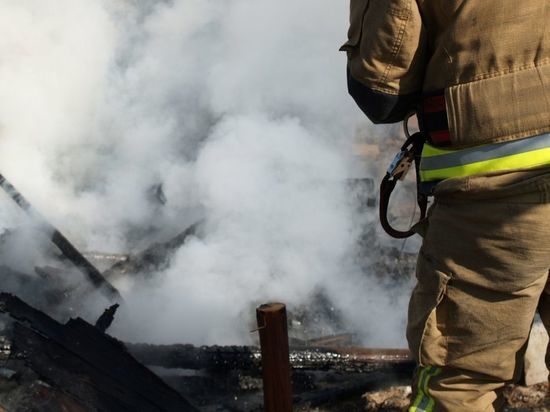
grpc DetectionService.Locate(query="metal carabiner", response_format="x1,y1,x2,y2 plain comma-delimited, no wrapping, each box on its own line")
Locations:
386,116,417,181
386,148,414,180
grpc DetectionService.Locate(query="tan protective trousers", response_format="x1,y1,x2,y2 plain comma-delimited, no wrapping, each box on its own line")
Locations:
407,170,550,411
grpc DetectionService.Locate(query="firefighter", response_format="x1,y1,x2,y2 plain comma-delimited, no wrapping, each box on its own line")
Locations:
342,1,550,410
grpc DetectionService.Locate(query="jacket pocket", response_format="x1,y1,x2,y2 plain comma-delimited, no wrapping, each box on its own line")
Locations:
339,0,370,52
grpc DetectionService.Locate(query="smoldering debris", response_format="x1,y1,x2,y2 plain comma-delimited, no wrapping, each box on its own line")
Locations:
124,343,413,374
102,220,204,281
0,232,546,411
0,173,121,302
0,293,198,411
0,180,420,411
0,286,416,411
0,221,419,411
0,221,416,411
0,0,417,349
124,335,414,410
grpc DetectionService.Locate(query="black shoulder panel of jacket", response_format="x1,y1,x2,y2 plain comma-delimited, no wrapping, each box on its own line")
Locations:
347,68,419,124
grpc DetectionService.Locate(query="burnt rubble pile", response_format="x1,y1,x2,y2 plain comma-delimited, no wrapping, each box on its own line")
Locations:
0,292,197,411
126,342,413,411
0,284,415,411
0,207,546,410
0,274,546,410
0,217,418,411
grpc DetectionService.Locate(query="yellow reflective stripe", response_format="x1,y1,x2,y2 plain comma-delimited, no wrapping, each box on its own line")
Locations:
420,147,550,182
409,366,442,412
426,397,436,412
424,368,442,412
409,366,430,411
421,144,456,158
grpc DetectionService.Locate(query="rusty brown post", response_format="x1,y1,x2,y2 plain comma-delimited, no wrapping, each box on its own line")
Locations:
256,303,292,412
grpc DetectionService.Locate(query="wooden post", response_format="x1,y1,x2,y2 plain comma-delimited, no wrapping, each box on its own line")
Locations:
256,303,292,412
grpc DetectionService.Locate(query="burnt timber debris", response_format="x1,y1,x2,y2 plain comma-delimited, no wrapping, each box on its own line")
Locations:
125,343,413,374
0,239,544,412
0,292,198,411
0,281,546,410
0,247,417,412
102,220,203,280
0,287,415,411
0,174,122,301
94,303,120,332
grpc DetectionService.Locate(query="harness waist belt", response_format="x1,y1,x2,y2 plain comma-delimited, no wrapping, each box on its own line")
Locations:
420,132,550,182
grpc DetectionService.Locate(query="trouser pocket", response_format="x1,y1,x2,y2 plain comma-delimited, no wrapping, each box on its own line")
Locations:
407,250,451,366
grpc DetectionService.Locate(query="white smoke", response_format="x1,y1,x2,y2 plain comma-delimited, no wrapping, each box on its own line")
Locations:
0,0,414,346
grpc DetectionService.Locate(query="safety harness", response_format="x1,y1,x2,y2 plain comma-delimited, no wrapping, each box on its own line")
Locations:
379,91,550,238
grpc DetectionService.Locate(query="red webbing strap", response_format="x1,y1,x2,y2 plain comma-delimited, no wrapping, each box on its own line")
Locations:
418,93,451,146
422,94,445,113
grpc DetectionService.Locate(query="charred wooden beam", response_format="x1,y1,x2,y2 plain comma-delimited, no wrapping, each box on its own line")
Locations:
103,220,203,279
0,292,198,411
51,231,123,300
125,342,413,374
0,174,122,301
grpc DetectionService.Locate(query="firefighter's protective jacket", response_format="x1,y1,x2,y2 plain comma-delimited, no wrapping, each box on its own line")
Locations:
342,0,550,149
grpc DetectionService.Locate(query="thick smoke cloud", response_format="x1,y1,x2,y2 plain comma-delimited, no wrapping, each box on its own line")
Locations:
0,0,414,346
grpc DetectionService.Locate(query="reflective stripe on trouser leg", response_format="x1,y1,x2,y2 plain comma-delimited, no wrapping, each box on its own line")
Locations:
409,366,442,412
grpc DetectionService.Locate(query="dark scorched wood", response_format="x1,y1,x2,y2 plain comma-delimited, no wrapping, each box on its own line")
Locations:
103,220,203,278
0,174,122,301
0,292,198,411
